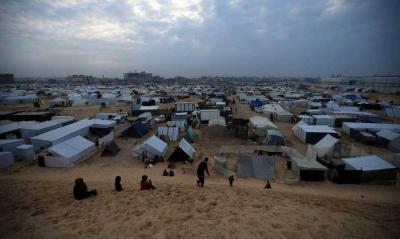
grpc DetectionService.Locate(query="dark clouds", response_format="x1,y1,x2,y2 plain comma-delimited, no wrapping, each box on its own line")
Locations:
0,0,399,78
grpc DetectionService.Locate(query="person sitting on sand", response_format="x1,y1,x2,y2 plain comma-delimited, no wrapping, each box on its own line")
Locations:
115,176,123,192
169,169,175,177
73,178,97,200
264,180,272,189
163,169,169,176
140,175,155,190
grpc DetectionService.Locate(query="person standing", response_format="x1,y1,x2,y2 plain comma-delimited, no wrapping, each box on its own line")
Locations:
196,157,210,187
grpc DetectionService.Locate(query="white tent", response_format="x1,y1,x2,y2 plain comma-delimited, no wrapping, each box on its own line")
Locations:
45,136,95,168
313,134,339,158
132,135,168,159
157,127,179,141
178,138,196,159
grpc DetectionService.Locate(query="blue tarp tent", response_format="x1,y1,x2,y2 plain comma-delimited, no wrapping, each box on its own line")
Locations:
122,122,148,137
250,99,262,108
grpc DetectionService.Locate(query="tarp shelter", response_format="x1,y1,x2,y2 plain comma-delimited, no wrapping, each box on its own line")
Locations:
342,155,397,184
294,125,339,145
0,152,14,168
184,126,198,143
313,134,339,159
342,123,400,136
101,141,120,156
167,121,187,132
238,154,276,179
264,129,285,146
313,115,335,127
168,138,195,162
121,122,148,137
132,135,168,159
389,137,400,153
157,127,179,141
16,144,35,161
213,155,235,177
0,139,24,155
376,129,400,147
46,136,96,168
291,156,327,181
208,117,229,137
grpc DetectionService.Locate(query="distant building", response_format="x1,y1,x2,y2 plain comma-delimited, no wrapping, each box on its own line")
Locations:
0,74,15,84
123,71,153,82
66,75,93,84
322,75,400,94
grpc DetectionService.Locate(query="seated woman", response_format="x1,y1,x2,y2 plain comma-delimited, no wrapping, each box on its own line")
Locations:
115,176,123,192
140,175,155,190
73,178,97,200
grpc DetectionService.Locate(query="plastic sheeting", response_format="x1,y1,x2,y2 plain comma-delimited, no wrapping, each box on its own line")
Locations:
238,154,276,179
157,127,179,141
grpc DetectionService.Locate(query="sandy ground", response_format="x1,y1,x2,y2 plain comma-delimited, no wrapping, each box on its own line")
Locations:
1,95,400,239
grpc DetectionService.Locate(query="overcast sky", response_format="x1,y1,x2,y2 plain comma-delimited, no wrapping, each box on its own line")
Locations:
0,0,399,78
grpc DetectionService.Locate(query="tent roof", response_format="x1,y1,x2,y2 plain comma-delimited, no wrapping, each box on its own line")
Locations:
376,129,400,141
298,125,337,133
314,134,339,149
342,155,395,171
49,136,94,159
249,116,277,129
145,135,168,153
178,138,196,158
291,156,327,170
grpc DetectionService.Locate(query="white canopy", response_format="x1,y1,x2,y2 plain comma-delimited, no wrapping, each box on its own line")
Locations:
178,138,196,159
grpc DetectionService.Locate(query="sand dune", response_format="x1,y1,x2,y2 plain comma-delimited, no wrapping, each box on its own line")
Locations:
0,172,399,239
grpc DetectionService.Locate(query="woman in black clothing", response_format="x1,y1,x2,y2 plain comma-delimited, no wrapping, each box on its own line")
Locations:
196,157,210,187
73,178,97,200
115,176,123,192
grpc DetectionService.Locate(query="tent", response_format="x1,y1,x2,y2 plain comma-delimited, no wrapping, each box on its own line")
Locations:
0,152,14,168
46,136,96,168
291,156,327,181
16,144,35,161
157,127,179,141
238,154,276,179
101,141,120,156
342,155,397,184
121,122,148,137
313,134,339,159
264,129,285,146
0,139,24,155
389,137,400,153
167,121,187,131
184,126,198,143
168,138,195,162
208,117,228,137
293,125,339,145
132,135,168,159
376,129,400,148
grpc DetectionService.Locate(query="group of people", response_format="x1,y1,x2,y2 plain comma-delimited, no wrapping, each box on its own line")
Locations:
73,175,156,200
73,157,271,200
